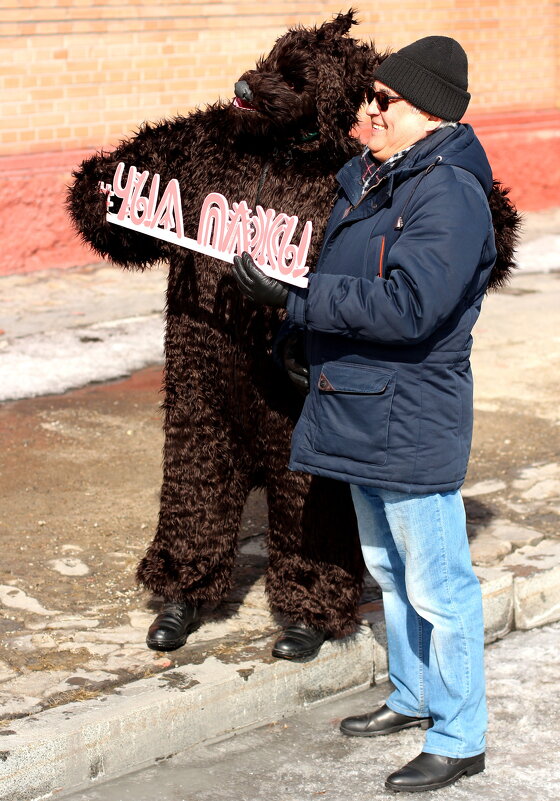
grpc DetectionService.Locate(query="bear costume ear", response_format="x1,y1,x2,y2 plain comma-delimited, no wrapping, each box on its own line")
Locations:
313,12,379,160
315,56,352,155
317,9,357,40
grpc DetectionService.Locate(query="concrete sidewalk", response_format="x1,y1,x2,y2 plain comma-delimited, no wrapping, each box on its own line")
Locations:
0,209,559,800
62,622,560,801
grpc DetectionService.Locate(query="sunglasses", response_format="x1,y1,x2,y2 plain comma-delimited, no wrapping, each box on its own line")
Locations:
365,87,406,111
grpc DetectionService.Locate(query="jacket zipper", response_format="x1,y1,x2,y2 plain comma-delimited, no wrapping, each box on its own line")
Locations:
332,156,444,270
344,174,385,216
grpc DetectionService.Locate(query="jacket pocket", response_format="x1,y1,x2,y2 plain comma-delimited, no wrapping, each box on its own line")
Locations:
363,233,386,279
312,361,396,465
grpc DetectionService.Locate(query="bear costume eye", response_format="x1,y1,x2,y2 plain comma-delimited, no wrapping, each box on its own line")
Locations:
276,58,305,93
282,73,305,93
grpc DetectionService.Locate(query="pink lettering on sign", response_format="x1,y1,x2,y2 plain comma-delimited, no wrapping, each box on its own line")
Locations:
197,193,311,282
101,164,310,287
102,162,184,239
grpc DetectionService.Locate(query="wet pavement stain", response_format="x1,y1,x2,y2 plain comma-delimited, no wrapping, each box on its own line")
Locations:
1,277,560,721
158,672,201,691
237,668,255,681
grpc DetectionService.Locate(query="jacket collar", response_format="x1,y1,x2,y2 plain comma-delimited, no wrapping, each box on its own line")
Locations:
336,124,492,206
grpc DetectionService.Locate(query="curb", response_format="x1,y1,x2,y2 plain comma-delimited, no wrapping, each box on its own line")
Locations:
0,628,374,801
1,538,559,801
362,538,560,683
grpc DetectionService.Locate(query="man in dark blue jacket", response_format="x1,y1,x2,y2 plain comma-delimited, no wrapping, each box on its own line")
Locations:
233,36,497,793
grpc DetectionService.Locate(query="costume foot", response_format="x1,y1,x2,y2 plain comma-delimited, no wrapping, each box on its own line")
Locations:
385,752,485,793
146,602,199,651
271,623,327,660
340,704,433,737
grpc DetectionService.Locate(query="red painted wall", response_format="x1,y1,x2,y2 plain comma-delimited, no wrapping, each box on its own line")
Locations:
1,110,559,276
463,110,560,212
0,150,94,275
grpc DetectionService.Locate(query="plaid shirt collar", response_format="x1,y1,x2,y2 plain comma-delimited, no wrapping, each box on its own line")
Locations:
360,123,459,197
360,144,416,196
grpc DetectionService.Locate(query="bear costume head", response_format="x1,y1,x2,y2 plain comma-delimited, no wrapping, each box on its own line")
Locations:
218,10,379,163
67,10,380,268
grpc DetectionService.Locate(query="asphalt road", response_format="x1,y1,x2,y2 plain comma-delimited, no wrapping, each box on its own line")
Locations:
64,622,560,801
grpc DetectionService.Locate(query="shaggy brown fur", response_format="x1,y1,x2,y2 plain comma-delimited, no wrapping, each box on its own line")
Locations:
487,181,522,290
68,11,377,637
67,11,519,638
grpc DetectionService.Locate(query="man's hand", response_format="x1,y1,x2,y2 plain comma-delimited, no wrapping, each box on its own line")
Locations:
232,252,289,307
281,332,309,395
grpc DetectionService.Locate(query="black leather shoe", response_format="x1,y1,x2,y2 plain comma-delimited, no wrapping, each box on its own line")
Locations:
385,751,485,793
271,623,327,660
146,602,199,652
340,704,433,737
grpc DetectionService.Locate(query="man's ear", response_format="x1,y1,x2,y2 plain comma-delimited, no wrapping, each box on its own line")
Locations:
425,115,443,132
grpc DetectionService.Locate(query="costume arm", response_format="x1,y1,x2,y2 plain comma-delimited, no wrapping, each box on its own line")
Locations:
287,171,494,344
67,117,195,269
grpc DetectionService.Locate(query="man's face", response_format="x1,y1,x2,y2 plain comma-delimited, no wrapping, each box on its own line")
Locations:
365,82,439,162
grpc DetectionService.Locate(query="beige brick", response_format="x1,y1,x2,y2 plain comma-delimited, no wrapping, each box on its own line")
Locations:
0,0,558,154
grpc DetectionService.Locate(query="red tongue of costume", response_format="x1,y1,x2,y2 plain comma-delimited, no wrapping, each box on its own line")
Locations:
232,97,256,111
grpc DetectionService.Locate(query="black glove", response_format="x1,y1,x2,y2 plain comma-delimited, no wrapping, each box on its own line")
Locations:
281,331,309,395
232,252,289,307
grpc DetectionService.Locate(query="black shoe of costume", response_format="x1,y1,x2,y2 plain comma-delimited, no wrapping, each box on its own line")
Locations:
271,623,327,660
385,752,485,793
340,704,433,737
146,602,199,652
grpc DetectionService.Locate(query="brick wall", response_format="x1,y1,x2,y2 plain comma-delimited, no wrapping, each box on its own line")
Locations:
2,1,558,155
0,1,559,274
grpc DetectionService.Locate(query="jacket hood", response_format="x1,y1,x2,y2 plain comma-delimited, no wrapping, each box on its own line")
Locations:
398,124,493,194
338,123,520,290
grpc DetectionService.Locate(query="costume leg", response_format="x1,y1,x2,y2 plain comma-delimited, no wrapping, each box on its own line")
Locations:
351,484,431,717
137,421,251,606
377,488,486,758
266,471,364,638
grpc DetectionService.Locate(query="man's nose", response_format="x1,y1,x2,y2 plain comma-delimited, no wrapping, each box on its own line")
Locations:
234,81,253,102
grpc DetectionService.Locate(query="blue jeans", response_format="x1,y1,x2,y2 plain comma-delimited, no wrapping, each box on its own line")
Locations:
350,485,486,758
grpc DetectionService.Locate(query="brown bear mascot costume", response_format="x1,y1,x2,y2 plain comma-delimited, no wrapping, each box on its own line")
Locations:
68,11,519,660
68,11,377,660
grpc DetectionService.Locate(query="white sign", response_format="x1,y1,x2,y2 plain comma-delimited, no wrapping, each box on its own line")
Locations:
100,163,311,287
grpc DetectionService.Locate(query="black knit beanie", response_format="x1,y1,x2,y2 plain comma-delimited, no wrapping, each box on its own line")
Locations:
374,36,470,122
